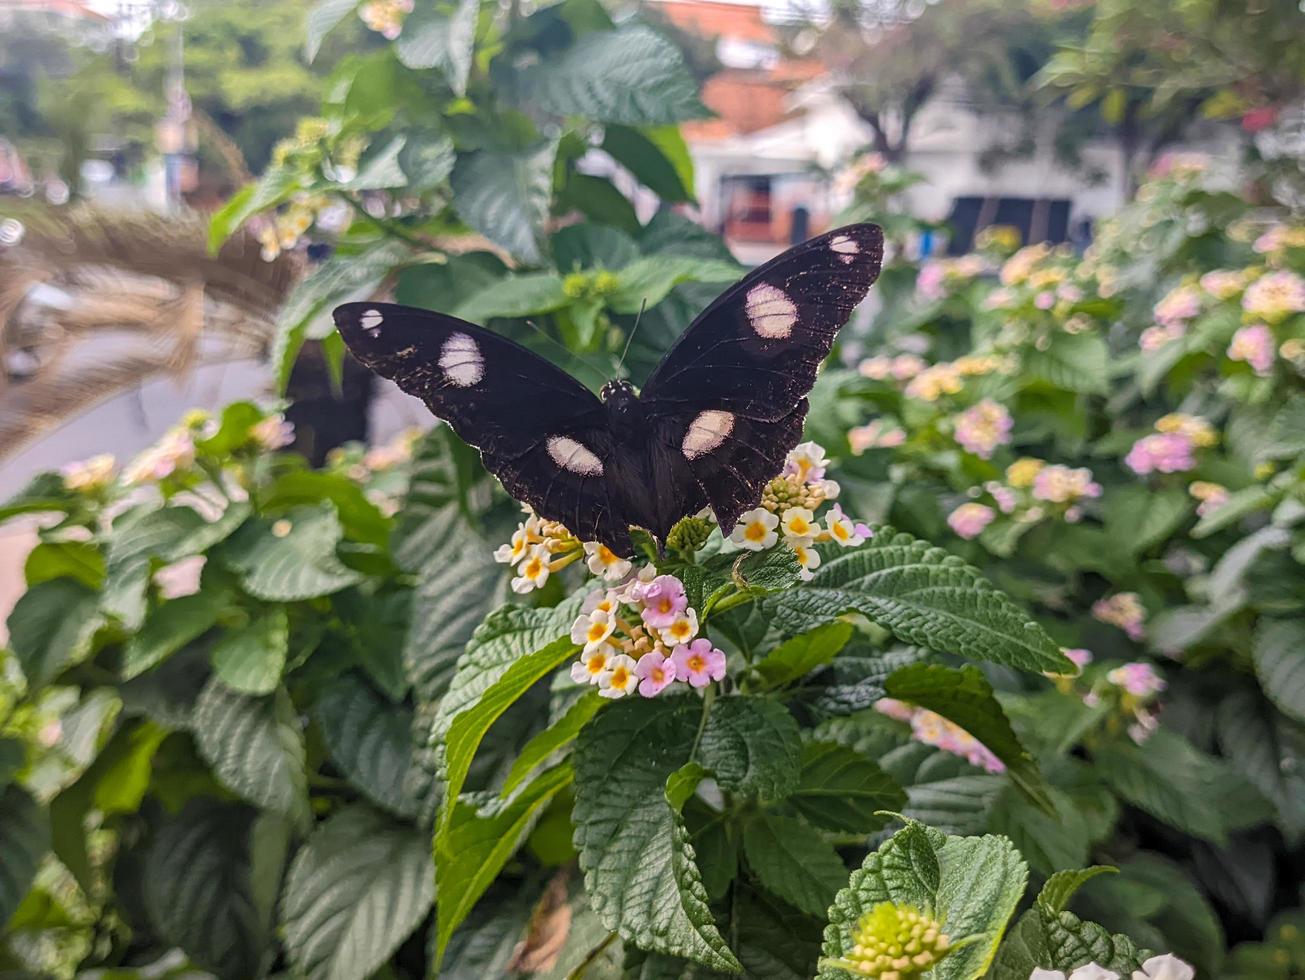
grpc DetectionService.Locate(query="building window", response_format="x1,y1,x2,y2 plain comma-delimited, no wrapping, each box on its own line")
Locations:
945,196,1073,255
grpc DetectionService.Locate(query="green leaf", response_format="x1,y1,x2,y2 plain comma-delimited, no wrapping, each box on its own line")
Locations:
1254,618,1305,724
521,25,707,125
1037,866,1118,914
143,800,275,980
451,142,556,264
281,805,435,980
398,133,456,192
1103,486,1191,556
819,820,1027,980
222,504,362,601
0,785,49,927
432,599,578,823
8,577,103,689
439,887,536,980
121,587,231,680
394,0,478,93
988,907,1149,979
305,0,358,61
770,530,1068,675
314,675,420,819
209,606,288,695
884,663,1050,809
0,471,75,523
698,695,803,802
1094,729,1266,844
743,813,847,917
552,222,641,272
608,255,740,314
789,742,905,834
193,681,311,828
453,272,570,321
1216,689,1305,845
602,125,695,202
24,540,103,589
1023,331,1109,394
1191,485,1275,538
573,696,741,972
434,764,573,965
559,173,640,234
988,784,1091,875
753,622,854,689
345,135,408,190
502,690,603,796
208,165,301,252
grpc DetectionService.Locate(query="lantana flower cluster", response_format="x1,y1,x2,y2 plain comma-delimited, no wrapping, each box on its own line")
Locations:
982,242,1118,343
727,442,871,580
875,698,1005,773
1092,591,1147,641
1047,648,1166,746
915,255,987,301
566,571,726,700
946,457,1102,540
359,0,413,39
824,902,952,979
1124,414,1217,477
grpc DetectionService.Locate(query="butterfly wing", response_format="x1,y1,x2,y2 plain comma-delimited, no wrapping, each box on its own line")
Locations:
334,302,629,549
640,224,883,531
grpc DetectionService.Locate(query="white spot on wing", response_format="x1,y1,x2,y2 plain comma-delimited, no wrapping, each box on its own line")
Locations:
682,410,735,460
745,283,798,339
439,332,484,387
829,234,859,264
360,308,384,336
547,436,604,476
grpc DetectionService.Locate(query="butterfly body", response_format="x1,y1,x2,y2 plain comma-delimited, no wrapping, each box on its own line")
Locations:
335,223,883,556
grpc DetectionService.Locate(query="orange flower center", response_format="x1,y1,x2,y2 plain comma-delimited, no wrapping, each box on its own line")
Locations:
586,654,607,674
745,522,768,541
687,654,705,672
610,666,630,686
587,623,607,642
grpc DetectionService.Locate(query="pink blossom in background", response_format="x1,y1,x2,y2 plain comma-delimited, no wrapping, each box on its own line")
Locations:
1035,290,1056,310
848,420,907,453
1227,323,1276,375
1125,432,1196,475
947,502,995,540
1107,662,1167,697
1093,592,1146,641
1031,465,1102,504
1253,225,1287,254
1140,322,1185,351
875,699,1005,773
1063,648,1093,672
1198,269,1245,299
1188,481,1229,518
1242,105,1280,133
1243,270,1305,323
874,698,916,722
953,399,1013,459
1153,285,1202,326
983,481,1019,514
916,260,947,300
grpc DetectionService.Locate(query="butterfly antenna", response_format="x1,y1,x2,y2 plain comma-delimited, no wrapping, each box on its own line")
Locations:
523,319,610,377
616,298,647,377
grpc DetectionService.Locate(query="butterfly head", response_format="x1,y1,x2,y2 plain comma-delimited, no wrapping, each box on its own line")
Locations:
600,379,637,405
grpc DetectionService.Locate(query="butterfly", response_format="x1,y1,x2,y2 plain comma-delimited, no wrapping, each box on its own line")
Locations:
334,223,884,557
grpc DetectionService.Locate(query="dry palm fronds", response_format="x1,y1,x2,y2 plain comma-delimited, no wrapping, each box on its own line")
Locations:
0,202,301,458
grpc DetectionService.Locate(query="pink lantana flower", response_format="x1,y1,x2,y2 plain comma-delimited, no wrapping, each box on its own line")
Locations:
953,399,1013,459
1107,661,1167,697
636,651,677,697
640,575,688,629
947,502,995,540
671,638,727,688
1227,323,1275,375
1125,432,1196,475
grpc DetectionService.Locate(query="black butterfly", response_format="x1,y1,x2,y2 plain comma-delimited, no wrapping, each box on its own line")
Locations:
334,223,883,556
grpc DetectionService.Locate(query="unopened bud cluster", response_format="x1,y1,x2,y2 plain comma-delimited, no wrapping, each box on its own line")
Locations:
836,903,951,979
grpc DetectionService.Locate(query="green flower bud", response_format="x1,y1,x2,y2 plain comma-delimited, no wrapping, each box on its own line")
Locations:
563,272,591,299
666,515,713,557
824,903,951,979
592,270,621,295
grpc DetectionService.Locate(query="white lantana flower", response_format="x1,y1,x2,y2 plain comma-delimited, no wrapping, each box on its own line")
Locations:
780,506,818,539
730,507,779,550
790,539,822,581
584,541,632,581
581,588,619,616
570,610,616,654
570,645,614,685
785,441,829,482
1030,966,1118,980
598,653,639,698
510,545,551,593
658,608,699,648
1133,955,1194,980
494,525,533,566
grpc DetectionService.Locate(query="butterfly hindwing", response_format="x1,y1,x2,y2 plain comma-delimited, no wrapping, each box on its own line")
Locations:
333,302,629,547
640,224,884,422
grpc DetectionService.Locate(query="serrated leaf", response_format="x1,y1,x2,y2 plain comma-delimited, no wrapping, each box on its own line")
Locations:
435,610,578,830
743,813,847,917
281,805,435,980
143,800,273,980
809,647,931,716
222,504,362,601
313,675,419,818
434,764,573,965
121,587,231,680
789,742,905,834
439,884,536,980
1216,690,1305,845
753,622,854,689
451,143,556,264
453,272,569,321
819,821,1027,980
305,0,358,61
989,784,1091,875
193,680,310,828
988,907,1149,979
1037,866,1118,914
1103,486,1191,556
770,530,1068,675
7,577,103,689
573,696,741,972
1253,617,1305,724
885,663,1050,809
502,690,603,796
1023,331,1109,393
698,695,802,802
520,25,707,124
210,606,288,695
394,0,477,92
0,785,49,927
